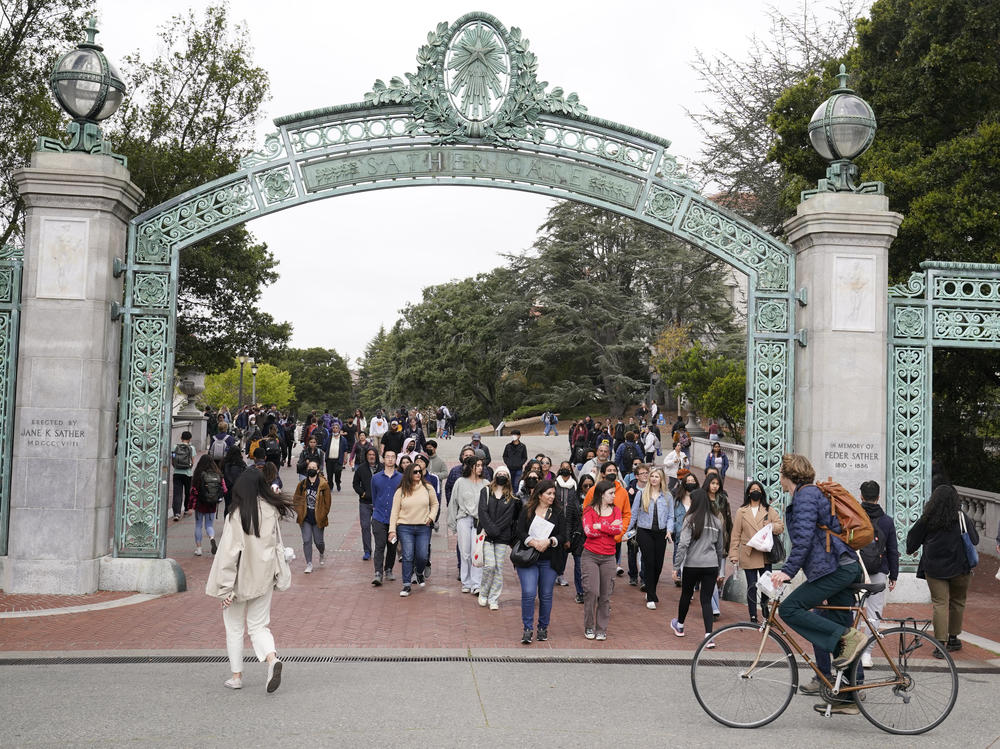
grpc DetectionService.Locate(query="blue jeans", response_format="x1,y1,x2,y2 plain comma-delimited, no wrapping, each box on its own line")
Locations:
194,511,214,545
396,524,431,585
515,559,557,630
779,562,863,654
573,552,584,595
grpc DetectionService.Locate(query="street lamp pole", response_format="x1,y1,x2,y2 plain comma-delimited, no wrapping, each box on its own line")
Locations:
237,355,248,411
251,362,258,406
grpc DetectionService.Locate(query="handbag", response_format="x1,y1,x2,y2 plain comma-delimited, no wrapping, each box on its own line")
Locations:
722,566,746,603
765,532,786,565
510,539,540,568
471,528,487,568
274,519,293,591
958,512,979,569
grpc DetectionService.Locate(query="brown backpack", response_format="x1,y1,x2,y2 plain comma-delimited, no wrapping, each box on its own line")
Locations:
815,478,875,551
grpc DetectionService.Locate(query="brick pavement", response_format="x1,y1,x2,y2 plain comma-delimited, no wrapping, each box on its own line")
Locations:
2,444,999,662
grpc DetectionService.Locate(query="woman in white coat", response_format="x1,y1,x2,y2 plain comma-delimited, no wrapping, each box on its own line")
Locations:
206,467,292,692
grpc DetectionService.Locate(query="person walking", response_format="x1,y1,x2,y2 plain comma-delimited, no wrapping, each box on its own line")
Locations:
513,480,565,644
858,480,899,667
205,466,291,692
388,462,438,597
704,442,730,481
221,445,247,516
477,465,519,609
552,461,582,590
292,460,331,574
448,455,485,594
502,430,528,491
190,454,226,556
370,450,402,586
704,472,732,619
663,442,688,493
325,422,348,492
352,446,380,561
170,430,195,522
626,467,673,609
906,483,978,654
670,488,726,645
728,480,784,623
581,479,622,640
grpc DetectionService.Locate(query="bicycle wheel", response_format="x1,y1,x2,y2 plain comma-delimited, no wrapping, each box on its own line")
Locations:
691,623,797,728
851,627,959,734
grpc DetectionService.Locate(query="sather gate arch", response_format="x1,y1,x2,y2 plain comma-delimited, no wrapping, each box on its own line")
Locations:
113,13,797,557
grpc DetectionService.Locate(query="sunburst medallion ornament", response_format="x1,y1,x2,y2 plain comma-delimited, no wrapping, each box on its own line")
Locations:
444,20,510,123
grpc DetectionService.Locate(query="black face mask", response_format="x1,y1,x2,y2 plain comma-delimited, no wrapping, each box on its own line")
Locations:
557,468,571,477
749,490,764,502
306,469,318,478
685,482,698,491
605,474,617,481
524,478,538,489
495,475,509,485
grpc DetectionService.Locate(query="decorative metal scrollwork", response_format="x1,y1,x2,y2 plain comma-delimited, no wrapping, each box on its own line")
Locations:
888,271,926,298
755,300,789,333
133,273,169,309
893,305,925,339
751,341,789,508
0,245,23,555
644,186,683,224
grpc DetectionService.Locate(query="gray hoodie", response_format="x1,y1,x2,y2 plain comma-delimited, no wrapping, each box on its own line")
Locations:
675,511,725,570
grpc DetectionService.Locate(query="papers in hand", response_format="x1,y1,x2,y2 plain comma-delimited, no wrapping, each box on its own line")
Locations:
527,515,555,541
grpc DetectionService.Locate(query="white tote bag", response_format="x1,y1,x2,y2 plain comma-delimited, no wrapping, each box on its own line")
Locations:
471,528,487,568
747,522,774,552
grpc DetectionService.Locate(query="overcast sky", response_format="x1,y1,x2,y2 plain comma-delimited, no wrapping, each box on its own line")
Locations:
95,0,858,364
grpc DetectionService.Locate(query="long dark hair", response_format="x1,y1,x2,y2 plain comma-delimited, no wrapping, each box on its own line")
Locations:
192,453,221,490
922,484,961,532
590,479,617,510
578,474,595,499
525,479,556,518
685,488,718,541
401,462,430,497
222,444,246,469
461,455,481,479
228,466,290,537
741,480,770,508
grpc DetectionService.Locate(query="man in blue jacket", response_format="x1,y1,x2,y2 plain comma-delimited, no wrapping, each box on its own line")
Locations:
370,450,402,587
770,454,867,714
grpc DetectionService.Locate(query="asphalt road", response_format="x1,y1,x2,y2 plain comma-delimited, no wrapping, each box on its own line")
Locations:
2,656,997,747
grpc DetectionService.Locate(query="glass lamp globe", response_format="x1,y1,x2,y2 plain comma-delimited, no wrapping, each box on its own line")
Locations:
807,65,876,162
50,20,126,123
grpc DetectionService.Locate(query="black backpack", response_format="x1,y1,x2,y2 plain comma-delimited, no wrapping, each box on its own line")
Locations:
572,442,587,464
200,472,222,503
621,442,640,469
264,437,281,460
859,528,888,574
171,443,194,470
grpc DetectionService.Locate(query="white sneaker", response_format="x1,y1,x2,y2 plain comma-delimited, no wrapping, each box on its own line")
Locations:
319,553,325,566
489,602,499,611
304,563,313,574
861,652,873,668
478,596,488,607
224,677,242,689
461,587,471,594
646,601,657,610
193,547,202,556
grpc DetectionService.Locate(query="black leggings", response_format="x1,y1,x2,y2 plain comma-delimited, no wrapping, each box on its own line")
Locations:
743,566,772,620
679,566,718,633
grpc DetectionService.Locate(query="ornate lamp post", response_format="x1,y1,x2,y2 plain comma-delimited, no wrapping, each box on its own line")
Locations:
801,65,882,200
37,18,128,165
237,355,251,411
250,363,259,406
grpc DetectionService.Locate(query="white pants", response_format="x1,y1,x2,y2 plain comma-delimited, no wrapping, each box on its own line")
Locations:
861,572,887,654
456,516,483,589
222,587,276,673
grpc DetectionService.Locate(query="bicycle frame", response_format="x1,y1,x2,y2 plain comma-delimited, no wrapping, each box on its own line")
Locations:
741,593,912,697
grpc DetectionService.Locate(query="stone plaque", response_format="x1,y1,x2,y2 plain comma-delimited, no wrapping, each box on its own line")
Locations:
18,409,93,458
821,438,882,494
37,217,88,300
832,254,876,332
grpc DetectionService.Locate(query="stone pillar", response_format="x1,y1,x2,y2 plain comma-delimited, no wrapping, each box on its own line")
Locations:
785,192,902,493
3,152,140,594
786,194,928,602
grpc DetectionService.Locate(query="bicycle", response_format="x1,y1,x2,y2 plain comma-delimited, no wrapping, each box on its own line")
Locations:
690,579,959,735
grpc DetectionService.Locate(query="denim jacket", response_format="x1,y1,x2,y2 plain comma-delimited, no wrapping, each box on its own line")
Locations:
627,488,674,534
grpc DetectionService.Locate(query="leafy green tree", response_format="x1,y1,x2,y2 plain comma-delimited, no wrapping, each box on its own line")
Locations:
202,361,294,410
109,4,290,372
768,0,1000,486
357,325,403,414
0,0,95,244
273,347,352,415
514,201,742,416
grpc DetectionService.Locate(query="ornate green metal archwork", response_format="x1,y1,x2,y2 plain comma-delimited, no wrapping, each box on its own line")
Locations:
0,244,23,556
113,12,798,556
888,260,1000,568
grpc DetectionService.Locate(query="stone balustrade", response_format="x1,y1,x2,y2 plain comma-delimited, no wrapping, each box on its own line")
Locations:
690,437,746,483
956,485,1000,559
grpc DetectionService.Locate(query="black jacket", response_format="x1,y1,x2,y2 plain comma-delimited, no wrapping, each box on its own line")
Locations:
502,441,528,474
906,510,979,579
478,488,520,545
381,429,404,456
352,461,381,503
514,504,565,562
862,501,900,579
555,482,584,556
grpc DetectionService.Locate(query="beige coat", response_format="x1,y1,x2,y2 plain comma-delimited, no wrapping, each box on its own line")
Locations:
729,503,785,570
205,501,282,601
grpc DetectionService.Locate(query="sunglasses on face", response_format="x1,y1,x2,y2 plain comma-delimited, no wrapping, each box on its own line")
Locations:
412,470,423,476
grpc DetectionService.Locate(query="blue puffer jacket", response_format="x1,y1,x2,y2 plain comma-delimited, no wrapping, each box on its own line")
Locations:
783,484,854,581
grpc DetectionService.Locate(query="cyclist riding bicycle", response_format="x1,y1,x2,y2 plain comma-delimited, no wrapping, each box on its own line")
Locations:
770,454,867,702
